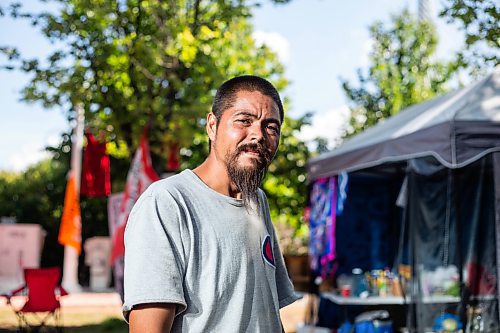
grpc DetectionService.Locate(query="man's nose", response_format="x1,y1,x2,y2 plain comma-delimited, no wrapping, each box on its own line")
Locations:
248,123,264,142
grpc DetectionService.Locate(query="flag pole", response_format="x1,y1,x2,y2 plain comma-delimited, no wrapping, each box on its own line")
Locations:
61,104,85,292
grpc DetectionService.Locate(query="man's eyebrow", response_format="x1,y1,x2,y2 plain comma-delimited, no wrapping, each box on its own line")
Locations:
265,118,281,127
234,111,281,125
233,110,257,118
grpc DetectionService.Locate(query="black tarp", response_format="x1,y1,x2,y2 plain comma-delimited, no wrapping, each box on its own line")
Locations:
406,156,498,332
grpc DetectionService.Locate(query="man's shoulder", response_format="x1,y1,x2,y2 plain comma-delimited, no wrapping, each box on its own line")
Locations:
130,170,198,219
257,188,269,205
133,171,196,208
147,170,195,193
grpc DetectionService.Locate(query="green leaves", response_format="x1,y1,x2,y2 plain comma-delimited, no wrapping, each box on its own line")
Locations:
2,1,289,160
342,9,459,137
440,0,499,73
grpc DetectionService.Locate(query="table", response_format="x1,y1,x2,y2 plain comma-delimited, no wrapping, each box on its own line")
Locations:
322,292,461,305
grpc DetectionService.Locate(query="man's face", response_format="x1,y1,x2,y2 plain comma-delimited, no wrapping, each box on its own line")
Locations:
208,90,281,203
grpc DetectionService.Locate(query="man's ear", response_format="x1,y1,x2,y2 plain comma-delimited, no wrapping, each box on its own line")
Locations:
206,112,217,142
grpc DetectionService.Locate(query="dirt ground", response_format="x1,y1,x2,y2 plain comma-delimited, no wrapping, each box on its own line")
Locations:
0,292,309,332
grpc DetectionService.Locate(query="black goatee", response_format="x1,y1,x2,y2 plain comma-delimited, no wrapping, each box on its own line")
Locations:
226,142,272,209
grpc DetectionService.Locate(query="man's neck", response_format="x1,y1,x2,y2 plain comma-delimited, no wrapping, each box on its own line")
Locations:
193,156,242,199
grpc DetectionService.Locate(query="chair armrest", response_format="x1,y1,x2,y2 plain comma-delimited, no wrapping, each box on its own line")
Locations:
58,285,69,297
1,285,26,303
9,285,26,297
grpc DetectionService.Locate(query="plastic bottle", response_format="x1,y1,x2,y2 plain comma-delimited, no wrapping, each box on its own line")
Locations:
352,268,369,298
352,268,362,296
378,271,388,297
469,306,484,333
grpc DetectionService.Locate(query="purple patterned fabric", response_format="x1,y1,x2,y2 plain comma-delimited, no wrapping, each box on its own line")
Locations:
309,177,337,278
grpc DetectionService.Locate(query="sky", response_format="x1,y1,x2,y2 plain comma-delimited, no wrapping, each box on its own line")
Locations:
0,0,464,172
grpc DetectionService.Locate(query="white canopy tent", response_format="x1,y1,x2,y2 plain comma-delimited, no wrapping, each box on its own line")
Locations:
308,66,500,180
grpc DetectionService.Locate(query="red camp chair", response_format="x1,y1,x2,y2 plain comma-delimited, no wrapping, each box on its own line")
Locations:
3,267,68,332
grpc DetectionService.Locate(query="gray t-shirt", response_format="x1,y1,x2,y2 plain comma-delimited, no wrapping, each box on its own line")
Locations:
123,169,299,332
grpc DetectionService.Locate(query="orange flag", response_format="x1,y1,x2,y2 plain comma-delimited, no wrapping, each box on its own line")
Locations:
58,173,82,254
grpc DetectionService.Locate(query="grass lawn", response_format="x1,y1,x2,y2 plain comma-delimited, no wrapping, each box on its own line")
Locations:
0,304,127,333
0,293,307,332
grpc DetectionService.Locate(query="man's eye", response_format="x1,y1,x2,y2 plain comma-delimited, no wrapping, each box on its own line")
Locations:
267,125,279,134
237,119,251,124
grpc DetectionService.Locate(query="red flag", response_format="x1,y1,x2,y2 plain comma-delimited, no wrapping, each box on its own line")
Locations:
110,129,160,264
58,173,82,254
81,132,111,197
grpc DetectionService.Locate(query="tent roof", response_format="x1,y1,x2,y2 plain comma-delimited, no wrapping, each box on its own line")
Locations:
308,66,500,180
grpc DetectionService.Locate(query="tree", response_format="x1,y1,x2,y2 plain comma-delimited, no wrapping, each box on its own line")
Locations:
0,160,67,267
440,0,499,72
0,0,288,163
0,0,311,254
341,9,459,136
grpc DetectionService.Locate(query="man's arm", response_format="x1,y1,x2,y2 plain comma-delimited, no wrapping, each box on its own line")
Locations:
129,303,176,333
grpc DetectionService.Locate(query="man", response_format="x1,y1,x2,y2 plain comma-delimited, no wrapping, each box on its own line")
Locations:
123,75,299,332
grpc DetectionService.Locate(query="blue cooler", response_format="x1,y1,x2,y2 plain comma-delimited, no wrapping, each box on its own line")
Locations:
339,321,353,333
354,310,393,333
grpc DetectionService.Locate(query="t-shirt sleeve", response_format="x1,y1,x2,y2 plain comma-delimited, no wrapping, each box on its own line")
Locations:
272,230,302,308
122,187,188,320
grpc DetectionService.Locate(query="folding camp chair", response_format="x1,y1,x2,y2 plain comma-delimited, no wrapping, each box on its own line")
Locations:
3,267,68,332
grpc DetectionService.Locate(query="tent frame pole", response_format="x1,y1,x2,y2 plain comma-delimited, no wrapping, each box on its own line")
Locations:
493,152,500,327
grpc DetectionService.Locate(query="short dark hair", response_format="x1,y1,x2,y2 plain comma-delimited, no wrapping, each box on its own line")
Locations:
212,75,284,123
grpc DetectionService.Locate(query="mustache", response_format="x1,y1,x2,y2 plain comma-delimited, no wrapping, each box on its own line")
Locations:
236,142,272,164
